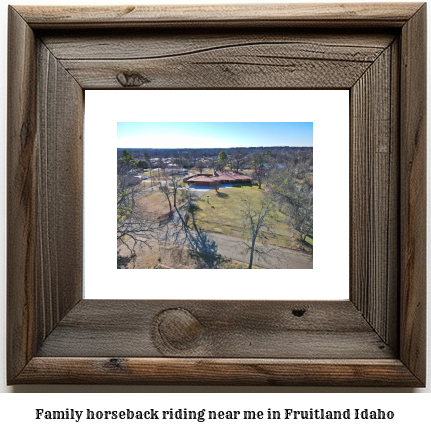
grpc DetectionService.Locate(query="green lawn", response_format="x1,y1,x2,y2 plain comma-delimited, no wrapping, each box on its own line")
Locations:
194,186,308,251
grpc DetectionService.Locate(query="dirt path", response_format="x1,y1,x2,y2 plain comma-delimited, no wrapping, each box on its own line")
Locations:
208,232,312,269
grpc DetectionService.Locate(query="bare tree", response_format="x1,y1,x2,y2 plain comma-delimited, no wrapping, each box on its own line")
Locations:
196,159,205,174
158,180,173,215
187,201,201,230
251,153,267,189
240,193,276,269
231,149,248,172
117,175,157,267
269,164,313,247
213,180,222,196
209,158,218,172
285,178,313,243
158,173,189,231
181,187,203,235
157,180,213,262
159,160,168,174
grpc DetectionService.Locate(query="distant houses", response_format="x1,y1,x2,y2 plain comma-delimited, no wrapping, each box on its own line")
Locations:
166,165,188,175
184,171,252,187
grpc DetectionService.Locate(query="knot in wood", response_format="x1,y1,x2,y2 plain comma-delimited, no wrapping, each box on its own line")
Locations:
292,308,306,317
116,71,150,87
154,308,203,351
108,358,123,369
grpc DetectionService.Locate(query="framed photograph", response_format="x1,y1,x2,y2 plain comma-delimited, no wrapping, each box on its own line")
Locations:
85,90,349,301
7,3,426,386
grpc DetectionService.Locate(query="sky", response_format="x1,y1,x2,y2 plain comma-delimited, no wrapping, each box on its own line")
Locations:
117,122,313,149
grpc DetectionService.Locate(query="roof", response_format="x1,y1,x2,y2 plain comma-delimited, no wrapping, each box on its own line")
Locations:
188,176,217,183
213,171,252,181
185,171,252,183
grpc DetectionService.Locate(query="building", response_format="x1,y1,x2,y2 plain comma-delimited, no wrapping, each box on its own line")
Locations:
166,165,188,175
184,171,252,187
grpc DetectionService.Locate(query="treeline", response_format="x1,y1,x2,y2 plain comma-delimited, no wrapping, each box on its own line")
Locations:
117,146,312,161
117,146,312,171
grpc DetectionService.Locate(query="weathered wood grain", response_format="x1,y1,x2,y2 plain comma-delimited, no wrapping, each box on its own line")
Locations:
41,31,395,60
16,3,423,29
35,40,83,337
7,6,38,382
399,3,427,385
41,30,395,89
58,42,387,89
15,358,423,387
387,38,401,353
60,56,371,89
7,6,83,383
36,300,393,359
350,45,398,347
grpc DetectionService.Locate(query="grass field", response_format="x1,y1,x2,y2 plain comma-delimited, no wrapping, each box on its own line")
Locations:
194,186,309,252
131,183,311,258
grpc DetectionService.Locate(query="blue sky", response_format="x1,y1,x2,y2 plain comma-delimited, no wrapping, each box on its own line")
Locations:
117,122,312,149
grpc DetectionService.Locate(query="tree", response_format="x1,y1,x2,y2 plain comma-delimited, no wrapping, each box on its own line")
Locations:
284,178,313,243
240,193,276,269
252,153,267,189
213,180,222,195
217,150,228,170
158,181,173,214
136,159,149,170
117,174,157,266
231,149,248,172
181,187,202,233
269,164,313,246
157,179,210,259
187,202,202,229
117,150,136,174
159,160,168,173
158,173,188,229
209,157,218,172
173,156,189,169
143,152,153,186
196,159,205,174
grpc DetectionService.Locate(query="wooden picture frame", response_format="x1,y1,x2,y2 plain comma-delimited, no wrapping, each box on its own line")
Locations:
7,3,426,386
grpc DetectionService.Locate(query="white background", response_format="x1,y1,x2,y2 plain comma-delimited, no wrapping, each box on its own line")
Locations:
0,0,430,426
85,90,349,300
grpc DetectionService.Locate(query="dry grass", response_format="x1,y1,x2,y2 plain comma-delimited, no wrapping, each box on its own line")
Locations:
118,184,311,269
135,188,171,218
118,240,255,269
194,186,307,251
